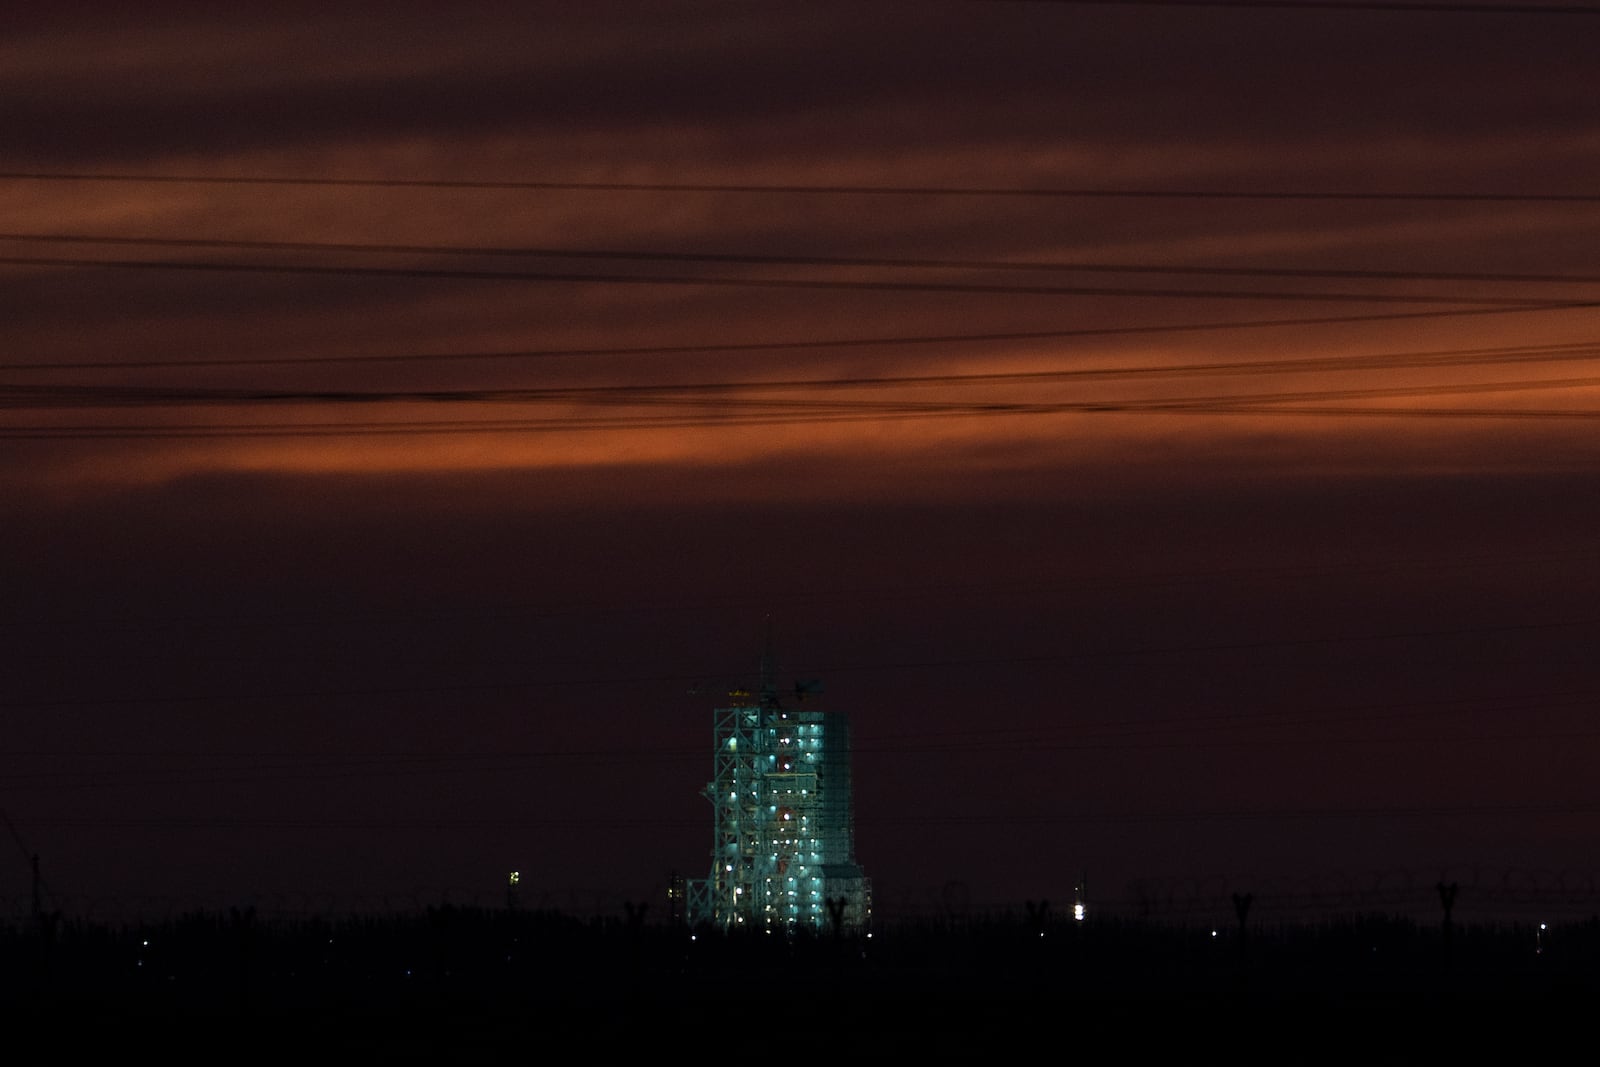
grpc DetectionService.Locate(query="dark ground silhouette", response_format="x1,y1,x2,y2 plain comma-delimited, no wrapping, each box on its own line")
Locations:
3,906,1593,1059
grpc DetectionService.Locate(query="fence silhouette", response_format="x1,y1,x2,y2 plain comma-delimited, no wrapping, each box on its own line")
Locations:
6,864,1600,926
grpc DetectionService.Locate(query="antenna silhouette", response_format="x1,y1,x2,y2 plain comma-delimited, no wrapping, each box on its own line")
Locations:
760,615,779,708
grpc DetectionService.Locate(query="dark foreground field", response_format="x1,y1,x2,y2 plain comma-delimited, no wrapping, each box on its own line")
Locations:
5,908,1592,1060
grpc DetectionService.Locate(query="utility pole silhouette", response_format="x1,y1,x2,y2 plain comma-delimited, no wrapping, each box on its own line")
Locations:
1232,891,1253,934
32,853,57,983
232,906,255,1018
1437,880,1459,969
5,813,61,999
1232,891,1254,989
1025,899,1051,938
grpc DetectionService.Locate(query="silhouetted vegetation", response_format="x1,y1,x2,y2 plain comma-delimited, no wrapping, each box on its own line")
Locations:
7,906,1597,1006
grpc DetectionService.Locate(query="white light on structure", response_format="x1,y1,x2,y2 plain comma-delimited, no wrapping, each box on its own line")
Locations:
1073,903,1085,922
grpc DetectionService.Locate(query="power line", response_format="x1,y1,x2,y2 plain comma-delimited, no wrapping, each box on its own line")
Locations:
916,691,1600,750
971,0,1600,14
4,170,1600,202
7,232,1600,287
0,254,1560,306
5,347,1598,410
1179,402,1600,421
6,691,1597,791
22,801,1600,831
4,373,1599,436
7,317,1598,375
1106,373,1600,409
5,543,1589,637
3,688,1592,770
4,613,1596,711
2,728,1594,793
5,401,1599,439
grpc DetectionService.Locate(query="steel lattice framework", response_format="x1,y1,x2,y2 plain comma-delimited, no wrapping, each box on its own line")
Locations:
687,675,869,933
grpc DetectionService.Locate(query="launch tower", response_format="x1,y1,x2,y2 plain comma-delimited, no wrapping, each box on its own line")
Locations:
686,651,869,933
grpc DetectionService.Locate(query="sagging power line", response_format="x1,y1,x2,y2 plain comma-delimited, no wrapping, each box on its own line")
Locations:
5,170,1600,201
7,322,1600,375
0,254,1565,306
969,0,1600,16
6,232,1600,287
5,341,1599,409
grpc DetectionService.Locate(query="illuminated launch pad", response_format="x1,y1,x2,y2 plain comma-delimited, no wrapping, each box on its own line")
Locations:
686,657,869,933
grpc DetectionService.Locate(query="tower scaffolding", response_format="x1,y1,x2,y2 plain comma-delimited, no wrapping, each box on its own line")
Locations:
687,657,869,933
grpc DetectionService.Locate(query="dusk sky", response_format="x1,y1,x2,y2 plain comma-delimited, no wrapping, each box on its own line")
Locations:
4,1,1600,925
